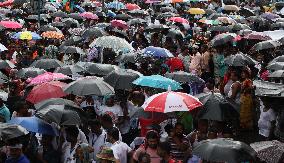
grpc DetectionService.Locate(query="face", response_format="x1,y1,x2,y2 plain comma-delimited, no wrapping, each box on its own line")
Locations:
41,135,52,147
175,125,184,137
207,132,217,139
147,138,158,149
9,148,21,159
230,72,238,82
90,124,101,134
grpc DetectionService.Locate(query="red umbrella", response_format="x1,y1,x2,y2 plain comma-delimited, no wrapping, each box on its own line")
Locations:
142,91,202,113
243,32,271,41
168,17,189,24
126,3,141,10
79,12,98,20
0,21,22,29
111,20,128,30
0,0,13,7
26,81,67,104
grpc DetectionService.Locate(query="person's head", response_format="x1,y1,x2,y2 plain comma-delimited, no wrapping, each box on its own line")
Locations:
207,128,218,139
88,119,102,135
138,153,151,163
241,67,251,79
101,114,113,129
205,78,215,90
65,126,79,143
157,141,171,158
8,144,23,159
105,96,115,107
198,119,208,133
230,70,241,82
174,122,185,137
145,130,159,149
41,134,54,147
223,125,233,138
14,100,29,115
106,127,119,143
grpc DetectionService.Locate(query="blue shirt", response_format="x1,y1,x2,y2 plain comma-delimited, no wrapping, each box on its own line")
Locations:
5,154,30,163
0,104,10,122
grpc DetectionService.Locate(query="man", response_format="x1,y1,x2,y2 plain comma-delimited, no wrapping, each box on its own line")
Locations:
101,114,122,142
5,144,30,163
37,134,60,163
157,141,173,163
0,95,10,123
178,46,191,72
107,127,132,163
61,126,81,163
87,119,107,161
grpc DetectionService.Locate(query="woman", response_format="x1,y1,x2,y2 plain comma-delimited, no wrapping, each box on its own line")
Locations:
228,70,241,107
240,68,254,130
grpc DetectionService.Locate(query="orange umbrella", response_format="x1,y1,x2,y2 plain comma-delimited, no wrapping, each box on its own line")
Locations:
41,31,64,39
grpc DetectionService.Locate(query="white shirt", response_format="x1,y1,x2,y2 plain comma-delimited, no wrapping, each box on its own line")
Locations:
100,104,123,123
111,141,132,163
61,142,80,163
258,103,276,137
88,130,107,160
78,129,88,144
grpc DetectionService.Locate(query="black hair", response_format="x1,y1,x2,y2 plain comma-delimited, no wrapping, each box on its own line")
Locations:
65,126,79,138
88,119,101,126
175,122,185,130
107,127,120,141
14,100,27,112
146,130,159,140
157,141,171,154
138,152,151,163
101,114,113,124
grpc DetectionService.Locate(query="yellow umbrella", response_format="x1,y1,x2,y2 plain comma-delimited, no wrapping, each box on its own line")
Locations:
187,8,205,15
19,31,33,40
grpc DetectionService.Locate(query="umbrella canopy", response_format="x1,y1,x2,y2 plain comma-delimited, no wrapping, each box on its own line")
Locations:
0,60,15,69
81,27,105,39
11,31,41,40
29,72,70,85
267,62,284,71
128,9,148,16
223,5,239,11
115,53,136,63
35,104,81,125
38,25,60,33
35,98,80,111
54,65,85,76
168,17,189,24
0,123,28,140
251,40,281,51
61,36,83,46
114,14,132,20
165,71,204,84
195,92,239,121
244,32,271,41
261,12,280,20
0,21,22,29
0,43,7,52
79,12,98,20
133,75,182,90
104,69,142,90
239,8,255,17
68,13,84,20
142,46,174,58
187,8,205,15
208,26,232,32
126,3,140,10
64,77,115,96
144,24,170,33
106,1,125,10
142,91,202,113
268,70,284,78
41,31,64,39
230,23,251,31
90,36,134,52
30,59,64,70
166,29,185,39
211,33,237,47
224,53,257,66
26,81,67,104
8,116,59,136
111,19,128,29
127,18,147,26
87,63,118,76
51,11,68,18
270,55,284,63
193,138,256,163
16,67,46,78
60,46,85,54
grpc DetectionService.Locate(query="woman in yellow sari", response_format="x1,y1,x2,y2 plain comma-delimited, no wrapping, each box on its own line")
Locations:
240,67,254,130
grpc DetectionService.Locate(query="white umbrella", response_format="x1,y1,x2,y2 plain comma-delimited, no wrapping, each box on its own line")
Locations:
0,43,7,52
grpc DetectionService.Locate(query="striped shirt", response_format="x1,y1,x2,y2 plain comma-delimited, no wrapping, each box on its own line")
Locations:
168,136,189,161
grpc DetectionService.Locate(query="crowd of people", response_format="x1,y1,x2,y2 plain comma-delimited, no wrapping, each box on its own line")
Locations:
0,0,282,162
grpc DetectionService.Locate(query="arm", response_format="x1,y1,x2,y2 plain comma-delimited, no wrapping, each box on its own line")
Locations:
230,83,241,100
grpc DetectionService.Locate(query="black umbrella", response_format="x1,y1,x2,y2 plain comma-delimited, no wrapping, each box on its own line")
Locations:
267,62,284,71
63,77,115,96
51,11,68,18
144,24,170,33
0,60,16,69
166,29,184,39
61,36,83,46
251,40,281,51
210,33,236,47
208,26,232,32
196,92,239,121
54,65,85,75
230,23,251,31
30,59,64,70
60,46,85,54
127,18,147,26
115,53,136,63
165,71,204,84
193,138,257,163
156,12,177,20
81,27,106,39
0,123,29,140
224,53,257,66
160,7,177,13
104,69,142,90
68,13,83,20
51,22,65,28
115,14,132,20
38,25,60,32
239,8,255,17
268,70,284,78
62,18,80,27
269,55,284,63
128,9,148,16
26,14,48,22
35,104,81,126
87,63,118,76
16,67,46,78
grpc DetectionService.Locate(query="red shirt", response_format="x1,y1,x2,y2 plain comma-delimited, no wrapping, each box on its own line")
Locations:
166,57,184,72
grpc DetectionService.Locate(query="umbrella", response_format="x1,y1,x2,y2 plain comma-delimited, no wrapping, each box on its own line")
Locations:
89,36,134,52
87,63,118,76
114,14,132,20
127,18,147,26
268,70,284,78
224,53,257,66
271,22,284,29
51,22,65,28
62,18,79,27
156,12,177,20
239,8,255,17
0,60,15,69
29,72,70,85
0,71,8,81
270,55,284,63
54,65,85,76
51,11,68,18
64,77,115,96
35,98,80,111
26,81,67,104
132,75,182,90
30,59,64,70
166,29,185,39
68,13,84,20
0,43,7,52
251,40,281,51
187,8,205,15
205,9,216,15
115,53,136,63
26,14,49,22
267,62,284,71
128,9,148,16
144,24,170,32
261,12,280,20
61,36,83,46
104,69,142,90
41,31,64,39
165,71,204,84
168,17,189,24
8,116,59,136
237,29,253,36
0,123,28,140
208,26,232,32
223,5,239,11
60,46,85,54
0,21,22,29
16,67,46,78
35,104,81,125
210,33,237,47
217,17,237,25
111,20,128,30
142,46,174,58
79,12,98,20
142,91,202,113
81,27,105,39
193,138,256,163
250,140,284,163
38,25,60,33
11,31,41,40
230,23,251,31
106,1,125,10
196,92,239,121
126,3,140,10
208,13,227,20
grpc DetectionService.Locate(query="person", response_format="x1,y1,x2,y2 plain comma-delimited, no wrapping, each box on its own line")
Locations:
100,96,123,124
0,96,10,123
37,134,60,163
74,143,94,163
228,70,241,107
11,101,33,118
178,46,190,72
132,130,161,163
5,144,30,163
137,153,151,163
107,127,132,163
189,45,202,75
188,119,208,148
156,141,175,163
87,119,107,161
100,114,122,142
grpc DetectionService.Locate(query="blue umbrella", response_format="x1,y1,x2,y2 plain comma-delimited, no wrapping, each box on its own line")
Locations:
132,75,182,90
106,1,125,10
142,46,174,58
11,31,41,40
8,116,59,136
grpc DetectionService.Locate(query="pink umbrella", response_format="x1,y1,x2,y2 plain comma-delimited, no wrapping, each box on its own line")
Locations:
168,17,189,24
29,72,70,85
0,21,22,29
243,32,271,41
111,20,128,30
126,3,141,10
79,12,98,20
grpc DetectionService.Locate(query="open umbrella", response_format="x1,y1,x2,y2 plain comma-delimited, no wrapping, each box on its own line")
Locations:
168,17,189,24
187,8,205,15
224,53,257,66
261,12,280,20
104,69,142,90
0,21,22,29
142,46,174,58
0,60,15,69
64,77,115,96
35,104,81,125
133,75,182,90
87,63,118,76
51,11,68,18
114,14,132,20
35,98,80,110
115,53,136,63
41,31,64,39
54,65,85,76
0,123,28,140
128,9,148,16
30,59,64,70
144,24,170,33
251,40,281,51
61,36,83,46
210,33,237,47
270,55,284,63
111,20,128,29
208,26,232,32
16,67,46,78
11,31,41,40
239,8,255,17
267,62,284,71
166,29,185,39
90,36,134,52
0,43,7,52
244,32,271,41
223,5,239,11
106,1,125,10
165,71,204,84
142,91,202,113
79,12,98,20
60,46,85,54
127,18,147,26
268,70,284,78
38,25,60,33
81,27,105,39
126,3,140,10
68,13,84,20
193,138,256,163
8,116,59,136
230,23,251,31
29,72,70,85
26,81,67,104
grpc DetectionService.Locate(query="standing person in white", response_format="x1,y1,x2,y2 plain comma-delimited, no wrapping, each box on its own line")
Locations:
107,127,132,163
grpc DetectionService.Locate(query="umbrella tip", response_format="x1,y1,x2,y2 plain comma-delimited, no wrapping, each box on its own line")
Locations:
167,85,171,92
